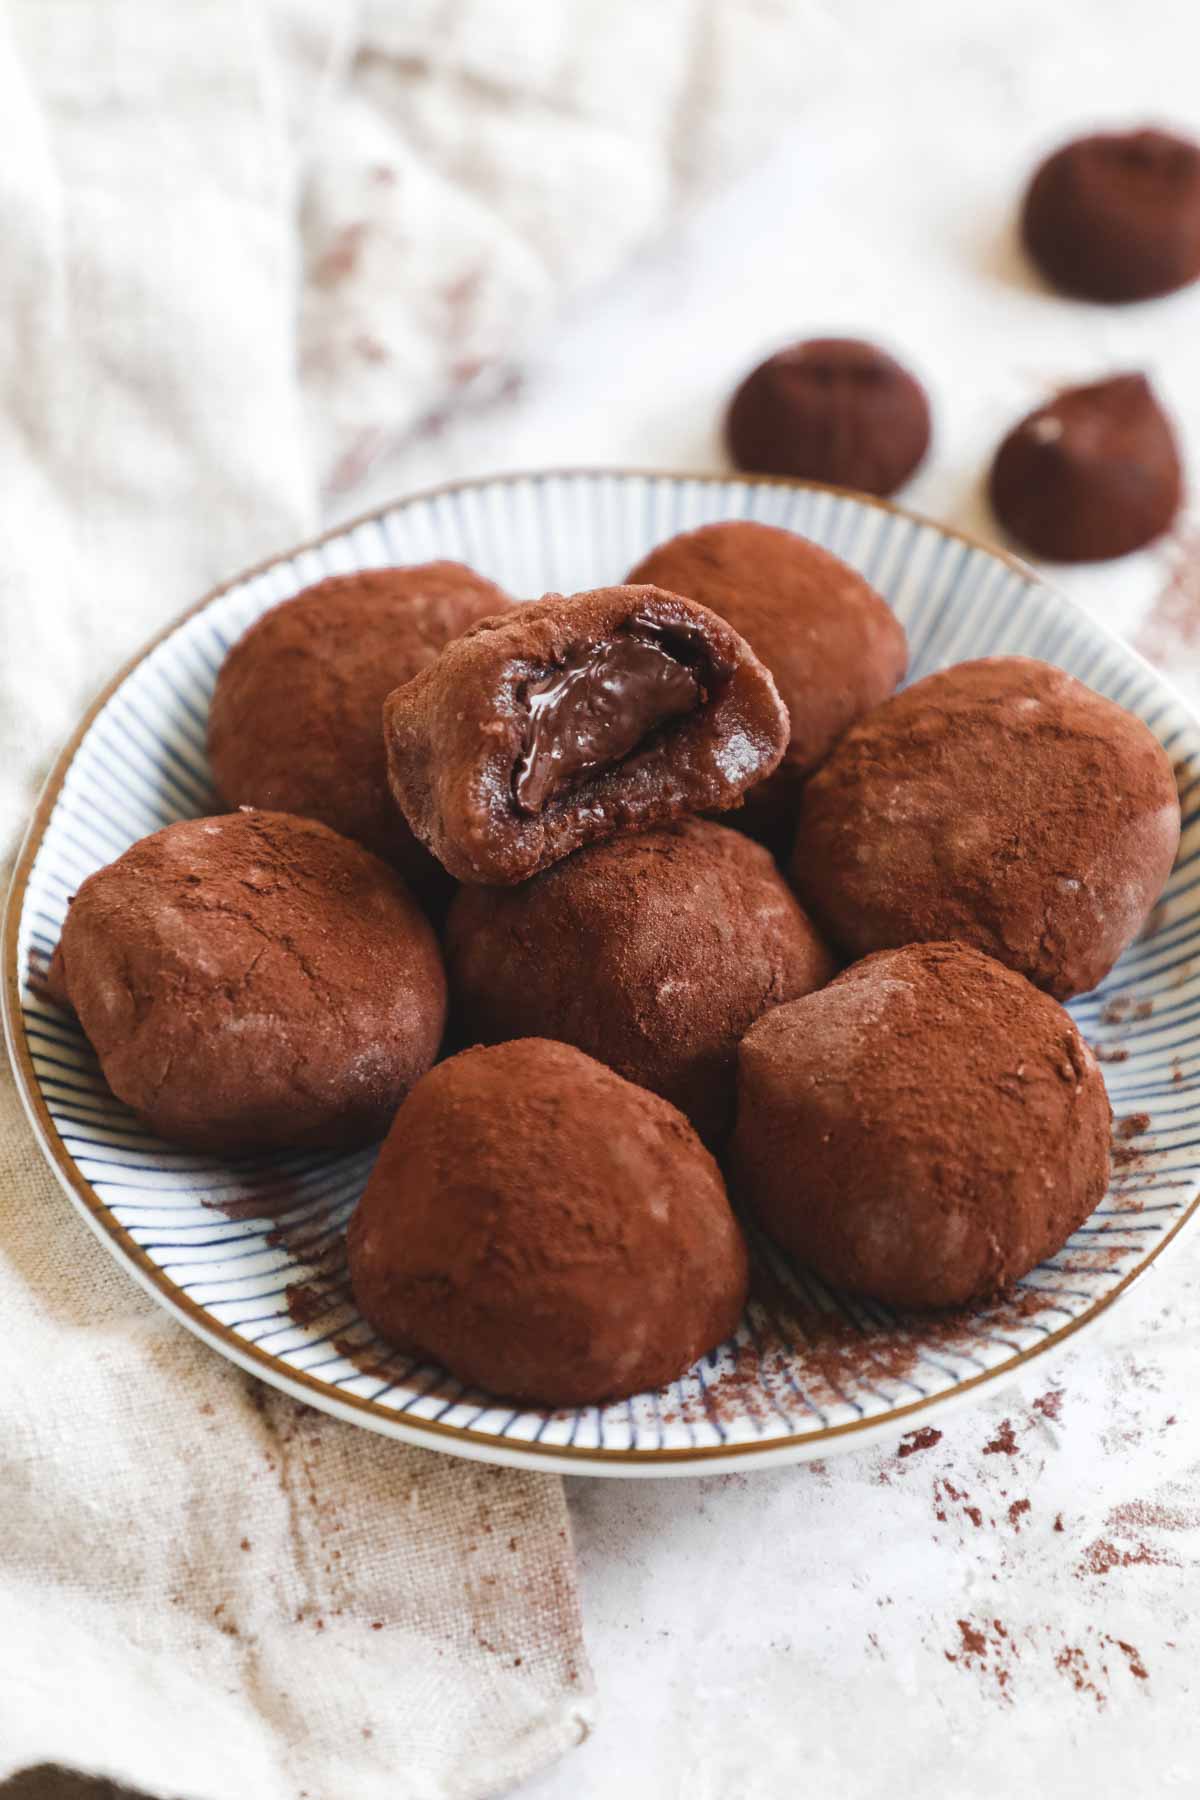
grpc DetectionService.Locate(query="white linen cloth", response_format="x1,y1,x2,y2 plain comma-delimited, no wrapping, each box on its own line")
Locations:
0,2,823,1795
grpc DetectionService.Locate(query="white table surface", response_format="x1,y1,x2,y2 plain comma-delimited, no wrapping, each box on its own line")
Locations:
334,8,1200,1791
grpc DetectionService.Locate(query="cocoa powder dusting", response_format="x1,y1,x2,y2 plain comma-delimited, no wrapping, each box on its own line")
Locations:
1135,525,1200,663
286,1283,330,1328
1078,1538,1171,1577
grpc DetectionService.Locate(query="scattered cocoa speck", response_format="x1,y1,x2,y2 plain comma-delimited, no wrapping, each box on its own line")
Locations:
1008,1499,1032,1529
958,1619,987,1657
1166,1415,1178,1426
371,1622,383,1631
1055,1644,1105,1707
508,1537,518,1552
513,1656,523,1667
1100,997,1133,1025
240,1538,251,1551
965,1506,984,1528
354,333,389,365
314,1619,325,1632
313,220,368,286
1117,1113,1152,1139
1108,1637,1149,1681
983,1419,1018,1456
362,1727,374,1741
1090,1043,1129,1063
897,1426,943,1457
1054,1514,1065,1532
1032,1389,1063,1423
198,1401,214,1417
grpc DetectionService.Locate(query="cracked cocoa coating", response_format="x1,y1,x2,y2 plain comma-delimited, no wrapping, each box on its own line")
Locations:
56,810,446,1152
207,564,512,881
732,942,1113,1309
446,819,834,1144
790,657,1180,1000
383,584,790,885
347,1038,749,1405
627,521,907,831
1022,127,1200,302
725,338,931,494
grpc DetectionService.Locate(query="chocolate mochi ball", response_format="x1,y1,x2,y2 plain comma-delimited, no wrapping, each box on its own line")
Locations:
207,564,512,881
791,657,1180,1000
1022,127,1200,302
447,818,834,1144
347,1038,749,1406
732,942,1113,1309
627,521,907,829
56,810,446,1151
989,374,1183,562
726,338,931,495
384,584,789,885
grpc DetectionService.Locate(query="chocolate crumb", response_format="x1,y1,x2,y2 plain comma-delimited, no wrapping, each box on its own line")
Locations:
897,1425,943,1457
983,1419,1019,1456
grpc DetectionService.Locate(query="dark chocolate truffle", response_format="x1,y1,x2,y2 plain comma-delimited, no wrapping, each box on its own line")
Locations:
627,521,907,828
791,656,1180,1000
726,338,931,495
446,818,834,1143
347,1038,749,1406
988,374,1183,562
56,810,446,1151
207,564,512,880
384,584,790,886
1022,127,1200,302
732,942,1113,1310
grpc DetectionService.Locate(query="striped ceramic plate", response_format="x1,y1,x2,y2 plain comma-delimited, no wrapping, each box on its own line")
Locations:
5,471,1199,1476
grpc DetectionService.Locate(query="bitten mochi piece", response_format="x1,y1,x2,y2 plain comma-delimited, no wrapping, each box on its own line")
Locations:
56,811,446,1152
347,1039,749,1406
208,564,512,881
627,521,907,831
446,819,834,1145
791,656,1180,1000
383,584,789,885
732,942,1113,1309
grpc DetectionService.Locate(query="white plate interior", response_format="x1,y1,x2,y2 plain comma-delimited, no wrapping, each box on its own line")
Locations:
8,471,1200,1475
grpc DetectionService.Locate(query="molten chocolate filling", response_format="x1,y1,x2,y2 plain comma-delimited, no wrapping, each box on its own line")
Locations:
513,619,723,814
